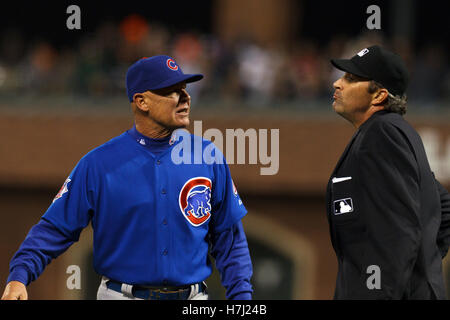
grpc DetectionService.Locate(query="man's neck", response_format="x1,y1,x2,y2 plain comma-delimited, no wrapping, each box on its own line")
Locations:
135,122,173,139
351,106,384,129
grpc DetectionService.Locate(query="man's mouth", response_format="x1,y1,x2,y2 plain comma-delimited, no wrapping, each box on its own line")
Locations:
176,107,189,115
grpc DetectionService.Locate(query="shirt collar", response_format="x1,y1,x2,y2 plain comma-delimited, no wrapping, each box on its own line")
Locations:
127,125,180,153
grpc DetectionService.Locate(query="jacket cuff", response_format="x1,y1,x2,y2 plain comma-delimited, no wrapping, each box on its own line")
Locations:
7,266,29,286
230,292,252,300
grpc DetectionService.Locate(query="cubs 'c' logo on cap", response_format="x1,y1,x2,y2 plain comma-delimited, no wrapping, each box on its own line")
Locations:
167,58,179,71
179,177,212,227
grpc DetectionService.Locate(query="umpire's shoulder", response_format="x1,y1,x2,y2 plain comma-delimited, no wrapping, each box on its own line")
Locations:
360,111,414,152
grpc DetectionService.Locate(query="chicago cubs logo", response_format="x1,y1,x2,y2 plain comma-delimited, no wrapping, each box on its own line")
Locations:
53,177,71,203
167,58,179,71
179,177,212,227
232,179,238,196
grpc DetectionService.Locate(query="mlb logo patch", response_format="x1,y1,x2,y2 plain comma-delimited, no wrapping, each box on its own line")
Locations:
333,198,354,215
357,48,369,57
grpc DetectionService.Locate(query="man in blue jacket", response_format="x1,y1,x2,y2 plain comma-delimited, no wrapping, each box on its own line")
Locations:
2,55,253,300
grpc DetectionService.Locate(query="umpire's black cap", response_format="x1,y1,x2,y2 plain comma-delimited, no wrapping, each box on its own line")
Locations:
331,45,409,96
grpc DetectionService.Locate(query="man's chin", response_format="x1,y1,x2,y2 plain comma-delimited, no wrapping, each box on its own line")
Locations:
172,118,190,129
332,100,339,110
332,105,348,120
332,102,343,115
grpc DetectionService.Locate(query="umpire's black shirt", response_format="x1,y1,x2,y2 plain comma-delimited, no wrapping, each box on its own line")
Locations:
326,110,450,299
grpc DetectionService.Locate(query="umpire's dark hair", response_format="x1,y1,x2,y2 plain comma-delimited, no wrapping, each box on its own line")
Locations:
368,80,408,115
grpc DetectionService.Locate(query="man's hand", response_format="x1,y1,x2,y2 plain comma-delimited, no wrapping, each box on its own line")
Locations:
1,281,28,300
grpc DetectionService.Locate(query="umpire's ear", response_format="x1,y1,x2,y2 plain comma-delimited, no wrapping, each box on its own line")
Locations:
133,93,150,112
372,87,389,106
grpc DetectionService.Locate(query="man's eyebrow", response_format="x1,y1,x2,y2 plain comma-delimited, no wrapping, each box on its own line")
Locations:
155,84,186,95
343,73,353,80
344,73,368,82
170,84,186,90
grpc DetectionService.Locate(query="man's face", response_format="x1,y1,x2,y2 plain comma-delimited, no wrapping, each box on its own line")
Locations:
332,73,373,122
142,81,191,129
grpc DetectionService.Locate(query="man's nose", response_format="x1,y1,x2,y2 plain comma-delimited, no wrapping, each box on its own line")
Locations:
179,88,190,102
333,78,342,90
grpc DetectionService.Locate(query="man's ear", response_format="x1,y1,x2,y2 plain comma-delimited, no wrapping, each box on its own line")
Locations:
372,88,389,106
133,93,150,112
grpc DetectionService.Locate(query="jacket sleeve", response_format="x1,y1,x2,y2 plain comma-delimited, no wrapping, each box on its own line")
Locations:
7,218,76,286
7,156,95,286
356,121,421,299
435,178,450,258
209,221,253,300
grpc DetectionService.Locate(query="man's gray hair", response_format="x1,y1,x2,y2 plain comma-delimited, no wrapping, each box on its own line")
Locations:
368,81,407,115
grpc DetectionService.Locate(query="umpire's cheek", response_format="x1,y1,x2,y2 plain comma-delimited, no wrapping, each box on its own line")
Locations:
332,79,342,110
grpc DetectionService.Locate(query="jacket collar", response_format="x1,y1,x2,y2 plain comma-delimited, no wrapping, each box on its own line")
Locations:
331,110,391,176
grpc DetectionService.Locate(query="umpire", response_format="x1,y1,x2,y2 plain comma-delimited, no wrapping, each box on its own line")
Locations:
327,45,450,299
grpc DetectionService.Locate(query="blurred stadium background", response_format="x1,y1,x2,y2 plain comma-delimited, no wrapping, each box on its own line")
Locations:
0,0,449,299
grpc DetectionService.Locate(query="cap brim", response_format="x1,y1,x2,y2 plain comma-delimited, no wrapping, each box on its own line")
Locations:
150,73,204,90
185,74,204,84
330,59,371,79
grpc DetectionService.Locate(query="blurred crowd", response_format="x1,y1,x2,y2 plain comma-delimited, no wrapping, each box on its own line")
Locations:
0,14,449,110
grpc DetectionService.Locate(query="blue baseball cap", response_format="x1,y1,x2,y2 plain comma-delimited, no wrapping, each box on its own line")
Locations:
126,55,204,102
